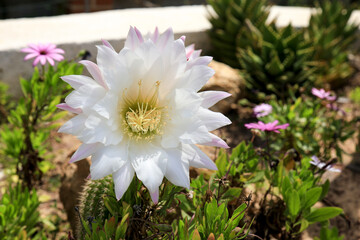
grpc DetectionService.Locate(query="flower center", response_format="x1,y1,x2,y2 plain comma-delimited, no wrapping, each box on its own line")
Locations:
121,80,165,141
125,103,162,134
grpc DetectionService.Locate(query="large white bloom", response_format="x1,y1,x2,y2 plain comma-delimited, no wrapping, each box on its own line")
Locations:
58,27,231,203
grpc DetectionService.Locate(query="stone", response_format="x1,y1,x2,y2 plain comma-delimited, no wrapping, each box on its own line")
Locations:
202,60,245,114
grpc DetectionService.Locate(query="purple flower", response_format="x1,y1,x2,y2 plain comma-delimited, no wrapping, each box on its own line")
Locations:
254,103,272,117
21,43,65,67
311,88,336,101
310,156,341,173
244,120,289,133
326,103,346,116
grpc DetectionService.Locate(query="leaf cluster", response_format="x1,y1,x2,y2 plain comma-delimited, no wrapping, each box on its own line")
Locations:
0,184,45,240
260,96,355,161
0,61,83,187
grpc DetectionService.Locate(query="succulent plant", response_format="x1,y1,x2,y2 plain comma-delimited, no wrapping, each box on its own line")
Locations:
77,176,113,239
207,0,270,68
237,20,317,100
306,0,359,88
0,184,45,240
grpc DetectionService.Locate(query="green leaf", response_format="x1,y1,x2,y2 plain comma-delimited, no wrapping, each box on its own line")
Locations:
215,150,228,176
296,218,309,233
305,207,343,223
286,189,300,217
222,188,242,201
302,187,322,210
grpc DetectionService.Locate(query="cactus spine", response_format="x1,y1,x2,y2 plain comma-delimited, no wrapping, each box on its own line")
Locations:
76,176,113,239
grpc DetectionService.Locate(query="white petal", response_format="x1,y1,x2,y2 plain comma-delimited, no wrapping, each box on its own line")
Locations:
130,144,167,194
134,40,160,70
164,148,190,189
198,107,232,131
173,89,202,118
150,27,159,43
92,93,118,119
186,56,212,70
96,45,130,92
79,114,123,145
201,133,230,148
113,161,135,200
183,144,217,170
65,84,105,111
181,65,215,92
156,28,174,50
58,114,87,135
79,60,108,90
125,26,144,50
102,39,115,51
179,124,213,145
150,188,159,204
198,91,232,109
90,143,129,180
61,75,98,90
70,142,102,163
56,103,82,114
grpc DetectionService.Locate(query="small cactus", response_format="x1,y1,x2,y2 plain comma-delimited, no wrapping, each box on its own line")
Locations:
76,176,113,239
237,21,317,100
207,0,270,68
306,0,358,88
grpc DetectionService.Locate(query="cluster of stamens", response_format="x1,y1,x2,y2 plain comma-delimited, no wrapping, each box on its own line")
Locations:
121,80,165,141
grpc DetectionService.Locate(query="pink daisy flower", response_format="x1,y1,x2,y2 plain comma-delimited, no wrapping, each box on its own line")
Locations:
311,88,336,101
253,103,272,117
245,120,289,133
21,43,65,67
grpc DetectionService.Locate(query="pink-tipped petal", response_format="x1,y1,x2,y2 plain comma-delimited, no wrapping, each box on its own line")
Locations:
56,103,82,114
134,27,144,43
180,36,186,43
202,134,230,148
61,75,97,90
150,188,159,204
185,44,195,59
151,27,160,43
199,91,231,108
69,143,101,163
125,26,143,50
185,144,218,170
79,60,108,90
157,28,174,49
101,39,115,51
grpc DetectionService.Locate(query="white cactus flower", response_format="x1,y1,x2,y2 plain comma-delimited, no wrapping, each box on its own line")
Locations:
57,27,231,203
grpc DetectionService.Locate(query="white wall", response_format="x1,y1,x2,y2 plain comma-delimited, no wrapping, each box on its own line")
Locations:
0,5,359,96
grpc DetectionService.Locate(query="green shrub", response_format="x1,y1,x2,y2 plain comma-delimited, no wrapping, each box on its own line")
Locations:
0,61,83,188
0,184,45,240
207,0,270,68
306,0,358,88
238,21,317,101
